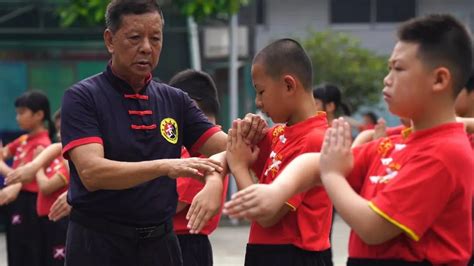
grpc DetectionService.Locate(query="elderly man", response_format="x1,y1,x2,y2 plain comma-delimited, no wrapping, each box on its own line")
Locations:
61,1,265,265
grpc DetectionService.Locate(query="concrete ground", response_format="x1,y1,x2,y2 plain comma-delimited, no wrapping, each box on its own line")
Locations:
0,214,350,266
210,214,350,266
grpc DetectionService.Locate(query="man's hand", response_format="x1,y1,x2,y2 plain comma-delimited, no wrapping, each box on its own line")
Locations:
186,177,223,234
166,158,223,181
49,191,71,222
320,118,353,179
5,162,37,185
240,113,268,145
223,184,283,220
0,183,22,206
227,120,260,175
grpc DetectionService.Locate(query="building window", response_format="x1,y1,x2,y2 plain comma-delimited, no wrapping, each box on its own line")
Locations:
331,0,371,23
331,0,416,24
376,0,416,22
256,0,265,25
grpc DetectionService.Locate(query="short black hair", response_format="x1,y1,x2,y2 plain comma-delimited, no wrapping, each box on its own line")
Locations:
254,38,313,90
465,70,474,93
15,90,55,140
363,111,378,125
105,0,164,33
397,14,473,96
313,84,351,116
169,69,220,116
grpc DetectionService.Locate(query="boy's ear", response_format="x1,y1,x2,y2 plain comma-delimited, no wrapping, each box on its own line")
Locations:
283,75,297,93
432,67,451,93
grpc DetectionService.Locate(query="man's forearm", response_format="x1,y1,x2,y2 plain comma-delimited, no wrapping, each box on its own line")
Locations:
76,157,175,191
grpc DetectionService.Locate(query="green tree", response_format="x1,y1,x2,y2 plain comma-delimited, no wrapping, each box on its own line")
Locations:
175,0,248,21
58,0,248,27
302,31,388,112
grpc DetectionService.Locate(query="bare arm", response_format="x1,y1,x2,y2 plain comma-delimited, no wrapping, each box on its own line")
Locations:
69,143,223,192
5,143,62,185
36,168,67,196
352,130,375,148
0,141,13,176
224,152,322,220
320,118,402,245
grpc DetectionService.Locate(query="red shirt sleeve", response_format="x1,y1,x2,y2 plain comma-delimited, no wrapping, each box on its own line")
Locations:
369,156,454,241
6,135,25,157
56,160,70,185
176,177,205,204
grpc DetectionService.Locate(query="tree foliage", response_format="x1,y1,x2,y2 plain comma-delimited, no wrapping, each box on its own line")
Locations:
302,31,388,112
174,0,248,21
57,0,248,27
58,0,108,27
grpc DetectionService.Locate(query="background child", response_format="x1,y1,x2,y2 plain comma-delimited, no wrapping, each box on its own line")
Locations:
169,69,229,266
226,38,332,266
0,90,54,266
313,84,351,123
35,109,69,266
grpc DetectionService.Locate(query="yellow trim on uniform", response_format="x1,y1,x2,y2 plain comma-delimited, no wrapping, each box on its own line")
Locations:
368,201,420,241
57,172,69,185
401,127,413,139
285,202,297,212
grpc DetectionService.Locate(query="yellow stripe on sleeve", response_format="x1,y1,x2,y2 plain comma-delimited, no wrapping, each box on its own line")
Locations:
368,201,420,241
57,173,69,186
285,202,297,212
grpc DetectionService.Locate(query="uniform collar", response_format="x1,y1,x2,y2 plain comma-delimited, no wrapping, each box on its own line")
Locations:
283,112,328,139
405,122,464,143
104,62,153,95
27,130,49,141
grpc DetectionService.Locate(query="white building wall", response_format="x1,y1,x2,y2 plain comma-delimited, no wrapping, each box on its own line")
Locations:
256,0,474,55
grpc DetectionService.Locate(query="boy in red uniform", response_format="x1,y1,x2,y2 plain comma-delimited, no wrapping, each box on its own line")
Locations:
455,71,474,265
226,38,332,266
169,69,229,266
225,14,473,265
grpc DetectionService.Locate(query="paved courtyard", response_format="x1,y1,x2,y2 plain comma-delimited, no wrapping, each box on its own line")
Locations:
0,214,350,266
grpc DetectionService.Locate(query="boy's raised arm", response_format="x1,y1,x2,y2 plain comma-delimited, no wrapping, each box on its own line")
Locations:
224,152,322,221
320,118,402,245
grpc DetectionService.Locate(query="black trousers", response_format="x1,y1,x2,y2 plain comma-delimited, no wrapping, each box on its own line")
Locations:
39,216,68,266
468,255,473,266
245,244,333,266
177,234,213,266
66,210,182,266
6,191,42,266
347,258,432,266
